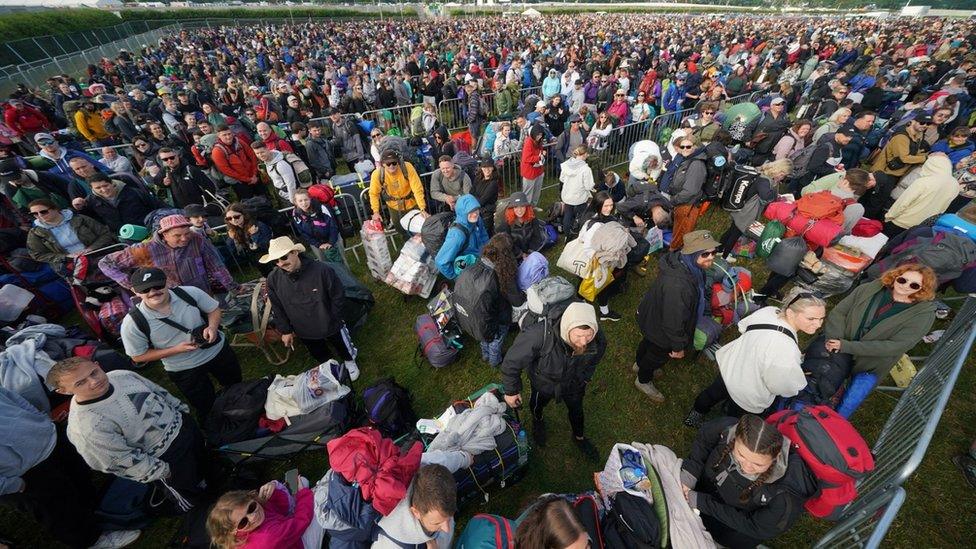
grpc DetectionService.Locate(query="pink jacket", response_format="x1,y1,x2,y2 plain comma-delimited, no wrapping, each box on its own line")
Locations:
237,488,314,549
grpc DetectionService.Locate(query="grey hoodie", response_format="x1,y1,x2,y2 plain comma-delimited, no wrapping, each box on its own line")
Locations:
0,386,56,496
372,483,454,549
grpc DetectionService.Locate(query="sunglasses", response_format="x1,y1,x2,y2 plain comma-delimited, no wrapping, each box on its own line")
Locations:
237,501,258,530
30,209,51,217
225,214,243,221
702,111,715,115
159,156,178,162
895,276,922,290
372,134,382,138
699,250,716,258
678,144,694,149
384,161,399,167
37,140,55,146
615,93,625,96
786,291,818,309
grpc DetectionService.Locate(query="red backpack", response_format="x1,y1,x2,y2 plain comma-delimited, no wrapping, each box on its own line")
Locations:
766,405,874,520
795,191,851,227
308,183,337,207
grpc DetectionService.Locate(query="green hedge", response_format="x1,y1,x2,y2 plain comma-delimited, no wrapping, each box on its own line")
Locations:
120,7,383,22
0,8,122,43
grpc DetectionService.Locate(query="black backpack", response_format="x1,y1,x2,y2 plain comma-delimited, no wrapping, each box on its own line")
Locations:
720,165,762,212
452,259,498,342
452,151,479,184
700,146,731,202
362,377,418,439
204,377,273,446
421,211,470,257
603,492,660,549
241,196,289,236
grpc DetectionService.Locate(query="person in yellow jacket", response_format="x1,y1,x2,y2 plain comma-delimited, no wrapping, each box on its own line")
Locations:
883,153,959,237
73,100,111,145
369,149,427,232
870,115,930,178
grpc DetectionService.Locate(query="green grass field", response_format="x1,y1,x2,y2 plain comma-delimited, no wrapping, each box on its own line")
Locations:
2,179,974,548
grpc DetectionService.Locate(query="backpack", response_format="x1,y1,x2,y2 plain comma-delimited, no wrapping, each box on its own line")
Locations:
127,287,207,349
700,144,731,202
452,260,498,342
795,190,850,226
571,493,605,549
455,514,517,549
203,377,273,446
520,276,576,329
282,152,313,186
602,492,660,549
421,211,471,257
766,405,875,520
415,313,460,368
241,196,290,236
777,336,854,411
361,377,418,439
787,141,818,178
327,260,375,334
720,165,761,212
452,150,479,183
307,183,337,208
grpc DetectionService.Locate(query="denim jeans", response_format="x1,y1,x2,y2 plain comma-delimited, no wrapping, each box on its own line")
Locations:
479,322,509,366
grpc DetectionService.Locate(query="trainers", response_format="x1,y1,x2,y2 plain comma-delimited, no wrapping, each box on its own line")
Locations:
634,378,665,403
683,410,706,429
344,360,361,382
90,529,140,549
632,363,664,379
600,310,622,322
532,417,547,447
631,362,639,373
953,454,976,490
573,437,601,462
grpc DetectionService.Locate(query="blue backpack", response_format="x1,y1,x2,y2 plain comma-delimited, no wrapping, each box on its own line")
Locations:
455,514,517,549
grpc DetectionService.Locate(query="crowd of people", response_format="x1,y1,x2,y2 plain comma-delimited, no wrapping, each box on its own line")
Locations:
1,10,976,549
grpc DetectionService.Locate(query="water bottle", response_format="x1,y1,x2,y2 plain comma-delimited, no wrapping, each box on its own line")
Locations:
517,429,529,465
620,465,647,490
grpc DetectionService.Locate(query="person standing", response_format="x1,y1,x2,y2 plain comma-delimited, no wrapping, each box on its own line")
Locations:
262,236,360,381
520,125,547,206
120,267,242,419
501,301,606,461
666,137,708,251
634,230,719,403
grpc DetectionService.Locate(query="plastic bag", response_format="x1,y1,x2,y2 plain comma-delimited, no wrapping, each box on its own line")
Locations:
758,220,786,258
645,226,664,254
264,361,351,422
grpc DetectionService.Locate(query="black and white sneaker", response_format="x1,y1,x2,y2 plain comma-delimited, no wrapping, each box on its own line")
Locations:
600,310,622,322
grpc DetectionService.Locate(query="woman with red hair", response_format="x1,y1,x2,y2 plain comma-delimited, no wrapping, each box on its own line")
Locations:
824,263,939,418
496,191,548,258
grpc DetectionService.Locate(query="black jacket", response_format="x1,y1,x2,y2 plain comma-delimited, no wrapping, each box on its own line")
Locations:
496,216,547,256
84,183,165,233
744,111,791,156
305,136,335,179
455,258,525,341
266,258,345,339
803,133,843,185
617,188,671,226
681,417,817,546
500,304,606,398
637,251,701,352
154,163,216,208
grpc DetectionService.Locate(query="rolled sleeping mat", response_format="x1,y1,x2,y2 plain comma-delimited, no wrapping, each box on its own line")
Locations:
400,209,426,235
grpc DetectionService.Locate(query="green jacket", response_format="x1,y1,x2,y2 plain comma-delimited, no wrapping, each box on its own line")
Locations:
495,82,520,117
27,213,115,268
823,280,937,377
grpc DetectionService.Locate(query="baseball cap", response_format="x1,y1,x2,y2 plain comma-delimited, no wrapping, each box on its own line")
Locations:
770,97,786,105
0,158,22,183
380,149,401,164
508,192,530,208
914,114,933,124
681,230,720,255
479,157,495,168
835,127,855,138
33,132,55,143
130,267,167,293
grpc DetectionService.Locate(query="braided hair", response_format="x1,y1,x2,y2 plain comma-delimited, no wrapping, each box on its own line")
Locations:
711,414,784,504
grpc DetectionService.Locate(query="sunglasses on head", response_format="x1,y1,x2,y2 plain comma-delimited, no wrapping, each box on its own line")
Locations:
30,208,51,217
786,291,818,309
895,276,922,290
237,501,258,530
225,213,243,221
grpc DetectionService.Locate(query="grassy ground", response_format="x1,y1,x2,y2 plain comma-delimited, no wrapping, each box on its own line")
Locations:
1,179,974,548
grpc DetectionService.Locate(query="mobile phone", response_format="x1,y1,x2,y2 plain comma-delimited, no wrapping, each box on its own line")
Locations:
284,469,300,494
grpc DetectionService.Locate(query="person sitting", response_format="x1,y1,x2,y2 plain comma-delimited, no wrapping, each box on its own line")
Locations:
48,358,209,513
26,198,114,276
373,464,458,548
825,264,938,418
681,414,816,549
369,149,427,233
0,157,72,210
290,188,342,263
597,171,626,203
224,202,273,275
435,194,490,279
99,214,237,294
931,126,976,168
455,233,525,367
495,193,547,259
883,153,959,238
34,132,109,182
789,128,853,196
501,301,606,461
100,146,134,175
207,477,315,549
684,292,827,428
76,172,165,234
514,496,588,549
429,155,472,212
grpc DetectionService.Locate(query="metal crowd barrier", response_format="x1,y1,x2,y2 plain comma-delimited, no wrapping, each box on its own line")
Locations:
813,487,907,549
440,85,544,132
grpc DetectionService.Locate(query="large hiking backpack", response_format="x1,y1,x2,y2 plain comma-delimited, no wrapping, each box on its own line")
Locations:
456,514,517,549
452,150,479,183
777,335,854,411
520,276,576,329
415,313,460,368
602,491,661,549
452,259,498,342
795,190,849,226
720,165,761,212
421,211,470,257
362,377,418,439
766,405,875,520
281,152,313,186
700,144,731,202
325,259,375,334
204,377,273,446
241,196,290,236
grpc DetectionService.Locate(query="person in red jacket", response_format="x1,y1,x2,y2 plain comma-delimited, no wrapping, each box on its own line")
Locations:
211,123,263,199
520,124,547,206
206,479,316,549
3,99,51,142
256,121,294,153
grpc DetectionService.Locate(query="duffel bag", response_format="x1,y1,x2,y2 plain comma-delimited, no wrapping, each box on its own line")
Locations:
415,314,459,368
766,236,808,277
